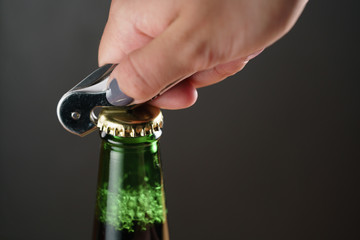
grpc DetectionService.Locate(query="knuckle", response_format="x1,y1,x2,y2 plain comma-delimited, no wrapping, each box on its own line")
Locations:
187,37,223,71
175,18,220,71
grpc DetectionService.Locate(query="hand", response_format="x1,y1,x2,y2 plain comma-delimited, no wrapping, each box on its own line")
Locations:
99,0,308,109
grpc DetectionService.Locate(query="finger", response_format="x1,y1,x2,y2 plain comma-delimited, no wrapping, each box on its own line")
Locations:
190,58,248,88
98,0,178,67
105,18,200,106
148,49,263,108
190,48,264,88
98,15,153,66
149,80,198,110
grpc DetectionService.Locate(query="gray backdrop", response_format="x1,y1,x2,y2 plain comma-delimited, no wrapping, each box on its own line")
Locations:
1,0,359,239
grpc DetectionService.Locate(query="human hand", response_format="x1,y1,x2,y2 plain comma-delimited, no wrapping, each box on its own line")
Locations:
100,0,308,109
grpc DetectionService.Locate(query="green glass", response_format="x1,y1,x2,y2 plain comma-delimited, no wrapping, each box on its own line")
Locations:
92,131,169,240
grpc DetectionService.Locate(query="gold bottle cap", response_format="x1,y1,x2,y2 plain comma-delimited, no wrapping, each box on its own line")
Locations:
96,105,163,137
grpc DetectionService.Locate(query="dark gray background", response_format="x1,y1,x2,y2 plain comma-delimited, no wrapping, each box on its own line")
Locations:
1,0,359,239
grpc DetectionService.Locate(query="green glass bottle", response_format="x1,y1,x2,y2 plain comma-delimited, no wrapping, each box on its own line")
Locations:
92,105,169,240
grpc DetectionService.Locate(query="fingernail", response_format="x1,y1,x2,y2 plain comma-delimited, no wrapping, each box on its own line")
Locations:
244,48,264,61
106,78,134,106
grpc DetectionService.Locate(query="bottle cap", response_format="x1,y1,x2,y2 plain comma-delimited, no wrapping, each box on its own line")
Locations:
96,105,163,137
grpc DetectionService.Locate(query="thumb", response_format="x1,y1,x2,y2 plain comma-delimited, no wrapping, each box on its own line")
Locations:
105,20,199,107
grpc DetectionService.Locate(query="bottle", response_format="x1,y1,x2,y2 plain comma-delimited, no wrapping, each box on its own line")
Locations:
92,105,169,240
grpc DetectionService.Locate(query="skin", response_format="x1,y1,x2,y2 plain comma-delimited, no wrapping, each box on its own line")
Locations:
99,0,308,109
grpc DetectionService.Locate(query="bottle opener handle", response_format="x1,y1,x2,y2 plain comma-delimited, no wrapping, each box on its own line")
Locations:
57,64,116,136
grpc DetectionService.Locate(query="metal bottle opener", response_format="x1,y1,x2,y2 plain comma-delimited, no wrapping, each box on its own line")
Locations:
57,64,116,136
57,64,189,137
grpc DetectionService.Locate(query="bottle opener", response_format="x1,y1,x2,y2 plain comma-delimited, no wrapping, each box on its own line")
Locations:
57,64,116,137
57,64,188,136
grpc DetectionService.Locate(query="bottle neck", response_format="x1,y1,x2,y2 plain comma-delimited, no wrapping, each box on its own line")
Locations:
93,130,167,238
